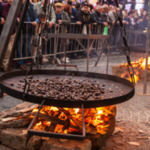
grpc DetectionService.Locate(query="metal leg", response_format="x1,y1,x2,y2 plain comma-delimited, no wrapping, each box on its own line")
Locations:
105,41,110,74
64,39,67,71
87,39,95,72
0,90,4,98
94,40,105,67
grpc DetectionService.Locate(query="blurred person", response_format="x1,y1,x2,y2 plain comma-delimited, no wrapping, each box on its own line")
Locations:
126,10,135,44
126,10,135,25
139,8,143,18
92,5,108,26
88,4,94,14
141,14,148,31
2,0,8,3
108,7,120,53
75,2,80,13
17,0,39,70
34,0,56,29
34,0,56,63
64,4,71,16
67,0,76,18
55,0,71,63
142,10,147,20
0,0,5,35
1,0,20,71
108,6,117,23
101,5,113,25
76,1,93,25
122,11,129,25
141,14,148,47
134,9,138,16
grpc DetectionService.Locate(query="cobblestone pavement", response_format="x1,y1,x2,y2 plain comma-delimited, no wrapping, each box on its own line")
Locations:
1,53,150,150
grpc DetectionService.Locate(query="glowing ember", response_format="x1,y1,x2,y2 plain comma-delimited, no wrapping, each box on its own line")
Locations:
120,57,150,83
74,108,79,114
128,74,139,84
31,106,115,135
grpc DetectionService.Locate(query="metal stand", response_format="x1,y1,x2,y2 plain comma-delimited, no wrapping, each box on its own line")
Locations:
94,40,110,74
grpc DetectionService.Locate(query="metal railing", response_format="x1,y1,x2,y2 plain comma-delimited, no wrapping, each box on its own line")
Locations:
13,22,113,62
13,22,148,63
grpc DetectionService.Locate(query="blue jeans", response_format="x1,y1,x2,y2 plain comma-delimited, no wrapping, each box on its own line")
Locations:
17,32,32,65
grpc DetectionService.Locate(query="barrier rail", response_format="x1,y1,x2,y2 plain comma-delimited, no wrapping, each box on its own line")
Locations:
13,22,113,62
12,22,148,64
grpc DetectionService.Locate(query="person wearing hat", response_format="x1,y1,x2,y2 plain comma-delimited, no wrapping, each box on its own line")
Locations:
75,1,93,25
55,0,71,63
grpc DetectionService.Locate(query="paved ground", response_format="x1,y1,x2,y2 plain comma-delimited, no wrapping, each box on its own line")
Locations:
1,53,150,150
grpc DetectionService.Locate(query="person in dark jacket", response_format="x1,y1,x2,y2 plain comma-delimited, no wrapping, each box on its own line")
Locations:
0,0,5,35
101,5,113,25
67,0,76,18
1,0,20,71
75,2,80,13
76,1,93,25
92,5,108,26
17,0,39,70
2,0,8,3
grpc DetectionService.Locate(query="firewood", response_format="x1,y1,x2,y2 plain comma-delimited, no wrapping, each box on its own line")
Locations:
2,117,19,122
0,118,31,129
49,123,57,132
16,104,39,113
31,112,83,132
58,108,93,133
2,104,39,118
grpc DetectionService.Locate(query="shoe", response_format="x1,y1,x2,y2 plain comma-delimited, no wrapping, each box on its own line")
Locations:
42,57,49,63
102,53,105,57
19,65,26,70
23,65,28,69
61,57,70,63
26,61,31,65
72,53,78,59
66,57,70,60
112,51,121,55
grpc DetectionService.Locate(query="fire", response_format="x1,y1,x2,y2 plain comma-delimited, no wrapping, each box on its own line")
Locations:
141,57,150,70
121,57,150,83
31,106,115,135
74,108,79,114
128,74,139,84
36,121,42,127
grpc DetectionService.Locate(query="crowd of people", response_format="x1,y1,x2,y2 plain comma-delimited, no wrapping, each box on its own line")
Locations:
0,0,148,71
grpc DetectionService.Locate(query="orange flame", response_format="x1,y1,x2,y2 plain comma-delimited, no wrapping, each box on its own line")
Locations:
128,74,139,84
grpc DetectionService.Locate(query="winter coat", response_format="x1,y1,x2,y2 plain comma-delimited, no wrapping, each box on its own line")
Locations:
92,11,104,25
56,9,71,33
0,2,2,34
76,9,93,24
101,11,112,25
22,3,39,34
2,3,21,35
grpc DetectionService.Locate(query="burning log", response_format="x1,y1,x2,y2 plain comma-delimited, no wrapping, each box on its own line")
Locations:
58,107,94,133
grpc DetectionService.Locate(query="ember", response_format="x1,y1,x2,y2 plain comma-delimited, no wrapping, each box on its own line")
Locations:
120,57,150,83
30,105,115,135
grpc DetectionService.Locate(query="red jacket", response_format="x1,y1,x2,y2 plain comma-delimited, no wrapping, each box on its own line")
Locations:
2,3,21,35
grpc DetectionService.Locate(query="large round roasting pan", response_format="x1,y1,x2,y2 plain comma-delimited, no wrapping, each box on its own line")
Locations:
0,70,134,108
